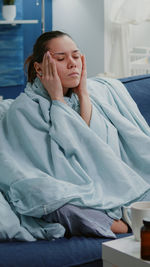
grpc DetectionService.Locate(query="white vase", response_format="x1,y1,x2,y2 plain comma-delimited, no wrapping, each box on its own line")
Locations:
2,5,16,21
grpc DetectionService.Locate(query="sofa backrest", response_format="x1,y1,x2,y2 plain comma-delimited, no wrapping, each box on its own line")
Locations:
120,74,150,126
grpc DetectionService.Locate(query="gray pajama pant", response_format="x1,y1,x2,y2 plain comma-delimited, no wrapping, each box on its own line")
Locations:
43,189,150,238
43,204,115,238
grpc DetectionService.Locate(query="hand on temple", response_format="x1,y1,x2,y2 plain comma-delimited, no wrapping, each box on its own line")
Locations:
37,51,65,103
73,55,92,126
72,55,88,98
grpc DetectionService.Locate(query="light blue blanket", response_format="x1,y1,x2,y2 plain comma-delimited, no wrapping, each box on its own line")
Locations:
0,77,150,241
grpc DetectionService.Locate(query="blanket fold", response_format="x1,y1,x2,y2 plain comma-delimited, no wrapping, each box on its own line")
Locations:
0,77,150,240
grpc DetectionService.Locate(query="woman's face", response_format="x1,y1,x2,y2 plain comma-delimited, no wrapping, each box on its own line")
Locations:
45,36,82,94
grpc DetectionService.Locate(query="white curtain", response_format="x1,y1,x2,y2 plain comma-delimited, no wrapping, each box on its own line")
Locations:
108,0,150,78
111,0,150,25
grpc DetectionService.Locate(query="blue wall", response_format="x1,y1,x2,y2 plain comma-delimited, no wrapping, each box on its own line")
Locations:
0,0,52,99
23,0,52,63
0,0,24,88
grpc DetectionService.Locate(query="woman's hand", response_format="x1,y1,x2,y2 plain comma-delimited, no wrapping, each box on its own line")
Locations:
72,55,88,98
37,51,65,103
73,55,92,126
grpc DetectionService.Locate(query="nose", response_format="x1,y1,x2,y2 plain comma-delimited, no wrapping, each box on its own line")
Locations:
67,56,76,69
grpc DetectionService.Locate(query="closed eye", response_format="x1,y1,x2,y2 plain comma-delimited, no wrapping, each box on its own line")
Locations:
57,58,65,61
73,55,80,59
56,56,79,61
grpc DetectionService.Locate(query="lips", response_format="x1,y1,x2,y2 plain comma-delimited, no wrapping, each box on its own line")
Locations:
68,72,79,76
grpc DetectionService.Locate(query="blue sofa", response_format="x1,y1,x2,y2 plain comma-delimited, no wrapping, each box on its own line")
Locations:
0,74,150,267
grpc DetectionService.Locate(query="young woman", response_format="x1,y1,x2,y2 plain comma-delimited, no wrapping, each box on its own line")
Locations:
25,31,128,235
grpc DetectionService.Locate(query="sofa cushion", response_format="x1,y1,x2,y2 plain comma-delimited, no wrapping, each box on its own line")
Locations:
120,74,150,125
0,234,131,267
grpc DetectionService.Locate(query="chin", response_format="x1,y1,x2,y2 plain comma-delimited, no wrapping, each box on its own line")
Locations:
67,80,80,89
62,76,81,90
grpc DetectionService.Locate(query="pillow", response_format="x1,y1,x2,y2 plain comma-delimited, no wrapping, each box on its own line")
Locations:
0,191,35,241
0,99,14,120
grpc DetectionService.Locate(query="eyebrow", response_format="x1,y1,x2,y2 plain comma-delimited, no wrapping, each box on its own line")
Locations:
51,50,80,56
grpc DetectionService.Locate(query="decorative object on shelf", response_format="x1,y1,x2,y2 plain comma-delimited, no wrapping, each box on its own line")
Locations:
36,0,40,6
2,0,16,21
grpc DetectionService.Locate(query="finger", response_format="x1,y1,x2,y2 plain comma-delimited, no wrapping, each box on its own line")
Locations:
81,55,87,77
81,55,86,72
43,51,51,77
47,51,53,76
50,57,58,77
45,51,52,77
42,53,48,76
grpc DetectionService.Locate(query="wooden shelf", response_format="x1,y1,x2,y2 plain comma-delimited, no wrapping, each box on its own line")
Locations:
0,20,39,25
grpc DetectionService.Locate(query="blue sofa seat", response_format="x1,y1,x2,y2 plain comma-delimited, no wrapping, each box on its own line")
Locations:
0,74,150,267
0,234,132,267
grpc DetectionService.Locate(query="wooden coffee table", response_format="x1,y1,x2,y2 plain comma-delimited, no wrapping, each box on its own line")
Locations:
102,235,150,267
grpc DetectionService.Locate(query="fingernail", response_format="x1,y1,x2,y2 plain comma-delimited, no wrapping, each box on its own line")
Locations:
47,51,50,57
